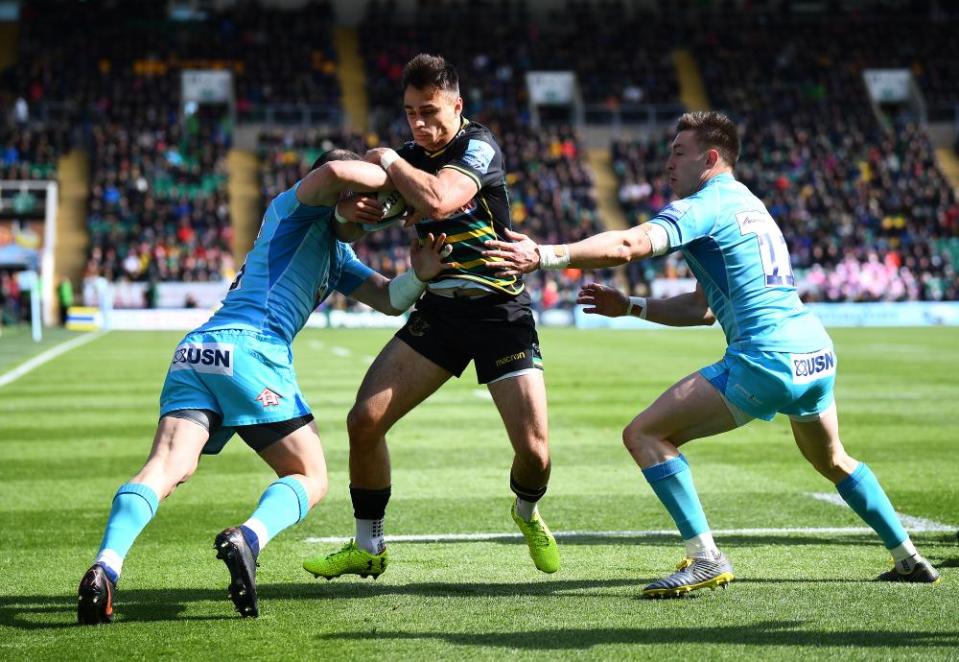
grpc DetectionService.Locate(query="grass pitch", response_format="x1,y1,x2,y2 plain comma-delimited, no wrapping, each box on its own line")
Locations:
1,326,957,660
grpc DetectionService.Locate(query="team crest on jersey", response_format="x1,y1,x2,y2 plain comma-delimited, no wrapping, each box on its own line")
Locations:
462,139,495,174
790,349,836,384
256,388,281,407
170,343,234,376
407,314,430,337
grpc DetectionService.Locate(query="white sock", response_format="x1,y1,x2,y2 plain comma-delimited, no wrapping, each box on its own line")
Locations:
890,539,920,572
684,532,719,559
95,549,124,580
355,518,385,554
514,497,538,521
242,517,271,551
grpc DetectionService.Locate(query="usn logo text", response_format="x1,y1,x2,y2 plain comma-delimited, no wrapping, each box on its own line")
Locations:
170,343,235,376
790,349,836,385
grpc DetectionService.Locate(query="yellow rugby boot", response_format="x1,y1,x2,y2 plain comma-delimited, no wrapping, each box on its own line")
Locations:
511,503,560,574
303,539,389,580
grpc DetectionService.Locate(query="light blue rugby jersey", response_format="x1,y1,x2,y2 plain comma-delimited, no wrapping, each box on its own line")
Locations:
198,182,374,344
649,173,830,353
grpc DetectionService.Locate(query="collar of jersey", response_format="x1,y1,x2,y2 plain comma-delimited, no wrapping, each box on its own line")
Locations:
424,117,470,158
703,172,734,188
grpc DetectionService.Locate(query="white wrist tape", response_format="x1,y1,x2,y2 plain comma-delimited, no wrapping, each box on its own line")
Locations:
380,148,400,171
334,204,350,224
388,269,426,311
537,244,570,270
627,296,648,319
645,223,670,257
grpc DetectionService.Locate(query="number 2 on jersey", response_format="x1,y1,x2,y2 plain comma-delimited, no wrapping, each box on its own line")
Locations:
735,211,795,287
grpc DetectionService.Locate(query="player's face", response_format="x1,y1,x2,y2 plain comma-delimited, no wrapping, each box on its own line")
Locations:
403,85,463,151
666,130,710,198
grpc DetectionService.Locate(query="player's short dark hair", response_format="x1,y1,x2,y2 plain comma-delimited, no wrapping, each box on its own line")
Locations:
676,111,740,166
311,149,360,170
402,53,460,95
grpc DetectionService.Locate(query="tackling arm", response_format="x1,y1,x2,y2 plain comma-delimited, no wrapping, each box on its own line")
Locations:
578,281,714,327
483,222,669,276
345,232,449,315
641,283,716,326
348,273,406,316
296,160,392,208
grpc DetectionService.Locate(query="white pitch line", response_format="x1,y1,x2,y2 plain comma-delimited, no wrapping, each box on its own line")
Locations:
330,346,352,358
304,523,948,546
808,492,953,532
472,389,493,400
0,331,105,389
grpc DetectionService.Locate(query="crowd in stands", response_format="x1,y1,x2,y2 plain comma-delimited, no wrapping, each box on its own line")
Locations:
5,1,959,308
13,0,339,289
608,8,959,302
0,122,67,181
85,114,234,284
359,0,680,126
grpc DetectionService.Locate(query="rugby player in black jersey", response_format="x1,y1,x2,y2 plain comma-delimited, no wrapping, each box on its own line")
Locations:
304,54,559,579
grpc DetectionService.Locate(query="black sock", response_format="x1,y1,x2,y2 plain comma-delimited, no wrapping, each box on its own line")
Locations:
349,485,392,520
510,474,547,502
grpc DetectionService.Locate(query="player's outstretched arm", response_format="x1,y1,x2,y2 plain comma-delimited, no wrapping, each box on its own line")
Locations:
483,223,669,276
366,148,477,220
349,233,448,315
297,160,392,208
578,282,715,326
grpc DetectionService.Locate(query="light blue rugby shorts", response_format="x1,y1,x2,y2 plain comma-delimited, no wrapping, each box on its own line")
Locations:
159,329,311,453
700,345,837,423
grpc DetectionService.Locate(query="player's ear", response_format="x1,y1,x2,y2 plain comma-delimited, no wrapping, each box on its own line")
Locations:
705,148,720,169
454,95,464,115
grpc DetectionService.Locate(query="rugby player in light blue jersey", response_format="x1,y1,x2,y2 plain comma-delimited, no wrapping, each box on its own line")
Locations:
77,149,449,624
484,111,939,597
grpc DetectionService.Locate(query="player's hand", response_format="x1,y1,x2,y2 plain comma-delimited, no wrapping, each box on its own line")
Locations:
337,195,383,223
577,283,629,317
410,232,449,281
364,148,392,165
482,228,541,276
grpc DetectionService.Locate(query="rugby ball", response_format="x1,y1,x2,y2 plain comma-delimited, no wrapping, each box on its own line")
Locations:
361,190,407,232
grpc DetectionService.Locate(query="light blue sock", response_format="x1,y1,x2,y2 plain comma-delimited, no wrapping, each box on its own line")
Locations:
95,483,159,583
641,454,710,540
241,476,310,556
836,462,908,550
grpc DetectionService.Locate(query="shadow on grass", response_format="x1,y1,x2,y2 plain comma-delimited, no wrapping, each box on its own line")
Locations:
317,621,959,650
0,588,234,630
0,579,639,630
2,569,938,632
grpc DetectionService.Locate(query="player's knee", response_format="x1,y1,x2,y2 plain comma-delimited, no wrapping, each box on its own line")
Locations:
810,450,854,483
622,420,655,453
301,474,328,507
177,458,200,485
347,403,387,443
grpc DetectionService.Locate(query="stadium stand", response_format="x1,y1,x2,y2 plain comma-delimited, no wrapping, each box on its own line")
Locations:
4,0,958,310
11,0,340,288
607,9,959,302
0,123,65,181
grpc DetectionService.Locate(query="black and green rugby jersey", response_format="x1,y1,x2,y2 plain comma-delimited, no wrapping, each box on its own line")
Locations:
397,118,522,296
